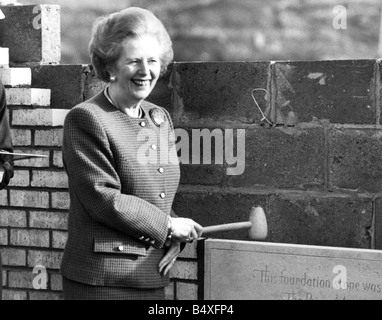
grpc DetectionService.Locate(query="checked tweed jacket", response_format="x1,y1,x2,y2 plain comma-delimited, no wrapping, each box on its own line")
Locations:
60,91,180,289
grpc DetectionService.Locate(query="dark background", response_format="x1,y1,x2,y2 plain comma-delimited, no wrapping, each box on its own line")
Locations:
21,0,382,64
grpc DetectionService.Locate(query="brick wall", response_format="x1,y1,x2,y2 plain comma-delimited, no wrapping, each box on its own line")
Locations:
1,4,382,300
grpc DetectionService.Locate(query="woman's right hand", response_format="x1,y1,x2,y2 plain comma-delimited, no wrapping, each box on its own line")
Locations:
169,217,203,243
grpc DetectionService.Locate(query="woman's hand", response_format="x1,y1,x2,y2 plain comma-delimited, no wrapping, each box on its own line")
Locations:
158,240,181,276
169,217,203,243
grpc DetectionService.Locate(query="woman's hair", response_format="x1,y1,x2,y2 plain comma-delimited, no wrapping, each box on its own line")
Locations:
89,7,174,82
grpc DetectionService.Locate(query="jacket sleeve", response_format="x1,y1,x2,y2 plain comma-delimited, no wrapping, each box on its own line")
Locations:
62,106,170,249
0,82,13,163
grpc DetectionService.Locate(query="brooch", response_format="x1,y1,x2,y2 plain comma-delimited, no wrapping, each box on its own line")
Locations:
149,108,166,127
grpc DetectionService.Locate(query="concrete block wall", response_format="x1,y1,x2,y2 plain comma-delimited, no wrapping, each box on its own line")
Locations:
1,4,382,300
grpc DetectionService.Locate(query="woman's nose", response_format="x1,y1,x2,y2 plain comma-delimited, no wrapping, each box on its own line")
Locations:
138,60,150,75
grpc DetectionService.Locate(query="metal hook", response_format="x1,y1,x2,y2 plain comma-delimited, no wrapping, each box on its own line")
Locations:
251,88,273,126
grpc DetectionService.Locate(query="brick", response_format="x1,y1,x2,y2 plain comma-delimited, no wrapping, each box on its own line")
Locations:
31,65,85,109
50,273,62,291
226,126,326,189
2,290,28,300
31,170,68,188
2,270,5,287
30,211,68,230
34,129,63,147
13,149,50,167
51,192,70,210
83,64,106,101
8,270,34,289
8,170,30,187
6,88,51,106
12,109,69,127
0,67,31,87
0,47,9,67
170,260,198,280
374,198,382,250
53,151,63,168
178,240,198,259
10,229,49,247
272,60,376,124
164,281,175,300
268,193,372,249
176,282,198,300
174,190,267,241
1,248,26,266
0,209,27,227
29,291,63,300
329,128,382,192
10,190,49,208
0,5,61,64
11,129,32,146
172,62,271,123
0,189,8,205
0,228,8,245
27,250,62,269
52,231,67,249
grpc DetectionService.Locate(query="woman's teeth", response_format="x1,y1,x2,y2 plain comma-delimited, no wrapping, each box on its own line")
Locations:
132,79,150,86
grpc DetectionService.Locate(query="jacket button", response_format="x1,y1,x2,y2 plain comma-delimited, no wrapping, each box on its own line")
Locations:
140,121,146,127
158,167,164,173
151,144,157,150
117,245,124,251
160,193,166,199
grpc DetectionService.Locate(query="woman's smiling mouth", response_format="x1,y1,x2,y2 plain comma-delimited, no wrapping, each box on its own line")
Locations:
132,79,151,87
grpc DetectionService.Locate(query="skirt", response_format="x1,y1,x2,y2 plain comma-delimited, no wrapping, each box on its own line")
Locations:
62,277,165,300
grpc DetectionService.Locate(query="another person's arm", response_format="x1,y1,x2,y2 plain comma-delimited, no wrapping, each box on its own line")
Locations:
0,83,13,190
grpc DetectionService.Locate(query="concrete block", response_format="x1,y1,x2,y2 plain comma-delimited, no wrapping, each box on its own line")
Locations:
329,128,382,192
0,47,8,66
0,67,31,87
268,193,373,249
226,126,326,189
0,5,61,64
172,62,271,123
375,198,382,250
272,60,377,124
146,64,173,111
31,64,85,109
6,88,50,106
83,64,106,101
12,109,69,126
173,190,267,241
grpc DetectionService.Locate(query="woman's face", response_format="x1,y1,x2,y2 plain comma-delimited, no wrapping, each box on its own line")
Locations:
111,34,162,104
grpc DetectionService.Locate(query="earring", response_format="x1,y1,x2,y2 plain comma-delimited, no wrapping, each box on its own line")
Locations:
110,75,117,82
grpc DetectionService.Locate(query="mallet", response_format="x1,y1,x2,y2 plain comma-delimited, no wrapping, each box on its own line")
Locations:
200,206,268,240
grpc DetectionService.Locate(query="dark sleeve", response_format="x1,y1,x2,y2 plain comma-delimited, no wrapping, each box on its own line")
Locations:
0,82,13,163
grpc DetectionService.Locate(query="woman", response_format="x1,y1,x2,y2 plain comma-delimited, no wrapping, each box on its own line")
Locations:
61,7,203,300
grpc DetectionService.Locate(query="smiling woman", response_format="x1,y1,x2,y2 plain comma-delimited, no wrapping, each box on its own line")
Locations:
60,7,203,300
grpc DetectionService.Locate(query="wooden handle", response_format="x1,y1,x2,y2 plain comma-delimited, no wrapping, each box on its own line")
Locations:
202,221,252,235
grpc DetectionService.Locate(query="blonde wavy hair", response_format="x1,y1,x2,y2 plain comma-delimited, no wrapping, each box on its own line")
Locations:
89,7,174,82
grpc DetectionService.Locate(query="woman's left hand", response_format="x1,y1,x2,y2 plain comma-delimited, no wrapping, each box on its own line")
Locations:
158,240,181,276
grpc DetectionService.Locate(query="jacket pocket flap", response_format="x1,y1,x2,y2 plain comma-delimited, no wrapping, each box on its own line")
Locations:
93,237,147,256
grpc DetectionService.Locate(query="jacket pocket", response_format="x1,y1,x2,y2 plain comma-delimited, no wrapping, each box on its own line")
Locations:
93,236,147,256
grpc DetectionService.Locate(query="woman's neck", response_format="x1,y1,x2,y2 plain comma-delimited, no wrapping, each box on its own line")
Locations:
107,86,142,118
